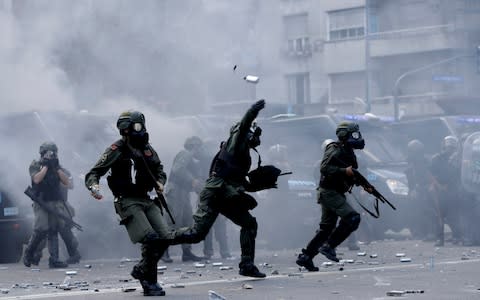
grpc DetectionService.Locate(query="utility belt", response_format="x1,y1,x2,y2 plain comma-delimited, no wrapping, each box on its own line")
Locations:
107,176,149,199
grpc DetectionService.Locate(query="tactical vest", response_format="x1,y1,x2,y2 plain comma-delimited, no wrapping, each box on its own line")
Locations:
210,140,251,182
35,167,62,202
107,140,157,198
319,142,358,193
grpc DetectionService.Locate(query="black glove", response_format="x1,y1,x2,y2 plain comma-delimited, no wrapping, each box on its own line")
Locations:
40,157,48,167
49,158,60,170
251,99,265,112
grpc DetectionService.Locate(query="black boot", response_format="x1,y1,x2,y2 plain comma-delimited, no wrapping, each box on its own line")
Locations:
239,262,266,278
23,231,47,267
133,265,166,296
182,248,203,262
296,249,319,272
66,252,81,264
319,243,339,262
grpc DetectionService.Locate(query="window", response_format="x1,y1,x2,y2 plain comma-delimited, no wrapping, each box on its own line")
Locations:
287,73,311,106
328,7,365,41
284,13,311,55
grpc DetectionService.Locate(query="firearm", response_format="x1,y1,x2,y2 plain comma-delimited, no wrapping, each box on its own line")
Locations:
351,169,396,211
153,191,175,225
24,186,83,231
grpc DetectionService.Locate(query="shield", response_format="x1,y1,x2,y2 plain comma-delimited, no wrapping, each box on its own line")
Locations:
461,132,480,193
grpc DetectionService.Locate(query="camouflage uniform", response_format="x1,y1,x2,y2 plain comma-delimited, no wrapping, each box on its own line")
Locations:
85,132,169,295
171,100,266,277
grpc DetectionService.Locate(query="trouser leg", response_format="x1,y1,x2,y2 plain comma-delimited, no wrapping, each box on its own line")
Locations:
24,230,48,265
214,216,230,258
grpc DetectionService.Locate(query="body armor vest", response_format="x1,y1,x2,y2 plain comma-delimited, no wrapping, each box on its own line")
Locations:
210,140,251,182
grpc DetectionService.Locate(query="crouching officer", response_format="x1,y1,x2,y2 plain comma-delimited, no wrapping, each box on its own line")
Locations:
85,111,170,296
297,121,365,271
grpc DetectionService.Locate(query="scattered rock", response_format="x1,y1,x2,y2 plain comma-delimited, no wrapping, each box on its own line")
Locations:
208,290,227,300
212,262,223,267
122,287,136,292
357,252,366,256
158,266,167,271
400,258,412,263
369,254,378,258
84,265,92,269
271,270,279,275
386,290,405,296
171,283,185,288
219,266,232,271
395,253,406,257
242,283,253,289
0,289,9,294
195,263,206,268
65,271,77,276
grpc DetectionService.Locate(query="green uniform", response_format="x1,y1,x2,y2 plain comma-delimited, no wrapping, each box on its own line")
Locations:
303,141,361,258
24,161,70,266
85,139,170,284
165,149,200,253
172,104,261,269
33,168,81,264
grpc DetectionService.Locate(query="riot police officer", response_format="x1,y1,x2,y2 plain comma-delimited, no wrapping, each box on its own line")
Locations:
170,99,268,278
85,111,169,296
297,121,366,271
23,142,71,268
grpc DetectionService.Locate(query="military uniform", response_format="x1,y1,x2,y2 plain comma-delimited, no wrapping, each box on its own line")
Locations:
171,100,266,278
164,138,204,262
85,111,169,296
297,122,364,270
23,142,70,268
32,168,81,265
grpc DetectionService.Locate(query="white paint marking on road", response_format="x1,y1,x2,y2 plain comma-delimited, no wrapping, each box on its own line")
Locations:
3,258,479,299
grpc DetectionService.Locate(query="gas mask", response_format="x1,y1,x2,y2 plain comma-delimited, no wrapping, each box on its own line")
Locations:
346,130,365,149
247,123,262,148
129,121,149,148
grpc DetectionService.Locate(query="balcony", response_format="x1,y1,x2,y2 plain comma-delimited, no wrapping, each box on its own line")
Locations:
324,38,365,74
368,24,458,57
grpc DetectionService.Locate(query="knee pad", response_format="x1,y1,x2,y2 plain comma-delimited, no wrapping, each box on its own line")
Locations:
342,213,361,231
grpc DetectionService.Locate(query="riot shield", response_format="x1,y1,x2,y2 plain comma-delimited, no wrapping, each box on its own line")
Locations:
461,132,480,193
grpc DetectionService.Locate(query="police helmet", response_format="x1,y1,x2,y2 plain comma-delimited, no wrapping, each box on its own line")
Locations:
116,110,146,136
39,141,58,155
443,135,458,150
407,139,424,155
336,121,360,141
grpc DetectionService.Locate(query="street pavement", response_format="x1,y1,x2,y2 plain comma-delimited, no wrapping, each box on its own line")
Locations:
0,240,479,299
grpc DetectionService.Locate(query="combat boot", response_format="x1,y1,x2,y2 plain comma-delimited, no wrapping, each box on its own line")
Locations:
23,231,47,268
141,281,166,296
319,243,340,262
49,258,68,268
239,263,266,278
182,249,203,262
296,249,319,272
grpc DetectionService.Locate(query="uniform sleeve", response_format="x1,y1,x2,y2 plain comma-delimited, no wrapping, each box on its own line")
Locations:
320,146,346,177
84,146,121,189
238,105,260,135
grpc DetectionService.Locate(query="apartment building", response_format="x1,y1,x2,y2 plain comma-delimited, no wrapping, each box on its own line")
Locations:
258,0,480,118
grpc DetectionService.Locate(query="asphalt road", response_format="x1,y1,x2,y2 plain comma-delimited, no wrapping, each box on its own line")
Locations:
0,240,479,299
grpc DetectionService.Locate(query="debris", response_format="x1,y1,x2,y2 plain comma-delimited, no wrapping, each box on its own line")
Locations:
370,254,378,258
122,287,136,292
242,283,253,289
344,259,355,264
120,257,132,263
405,290,424,294
171,283,185,288
195,263,206,268
57,284,71,290
65,271,77,276
271,270,279,275
461,256,470,260
288,273,304,278
94,288,99,292
84,265,92,269
42,282,54,286
273,253,278,257
186,270,197,274
368,262,380,265
63,276,72,286
400,258,412,263
119,279,130,283
93,280,101,284
357,252,367,256
260,262,272,268
386,290,405,296
174,268,182,272
395,253,406,257
219,266,233,271
339,267,344,271
321,262,333,267
244,75,260,84
31,268,40,272
0,289,9,294
158,266,167,271
208,290,227,300
233,65,237,71
212,262,223,267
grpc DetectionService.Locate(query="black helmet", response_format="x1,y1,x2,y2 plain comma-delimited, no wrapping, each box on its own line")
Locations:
116,110,146,136
39,141,58,155
184,136,203,151
336,121,365,149
443,135,458,152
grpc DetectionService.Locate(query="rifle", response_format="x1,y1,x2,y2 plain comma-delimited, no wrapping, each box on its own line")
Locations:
24,186,83,231
351,169,397,212
153,191,175,225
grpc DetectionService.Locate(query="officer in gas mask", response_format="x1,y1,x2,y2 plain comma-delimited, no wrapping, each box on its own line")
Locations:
85,111,170,296
297,121,365,271
170,99,271,278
